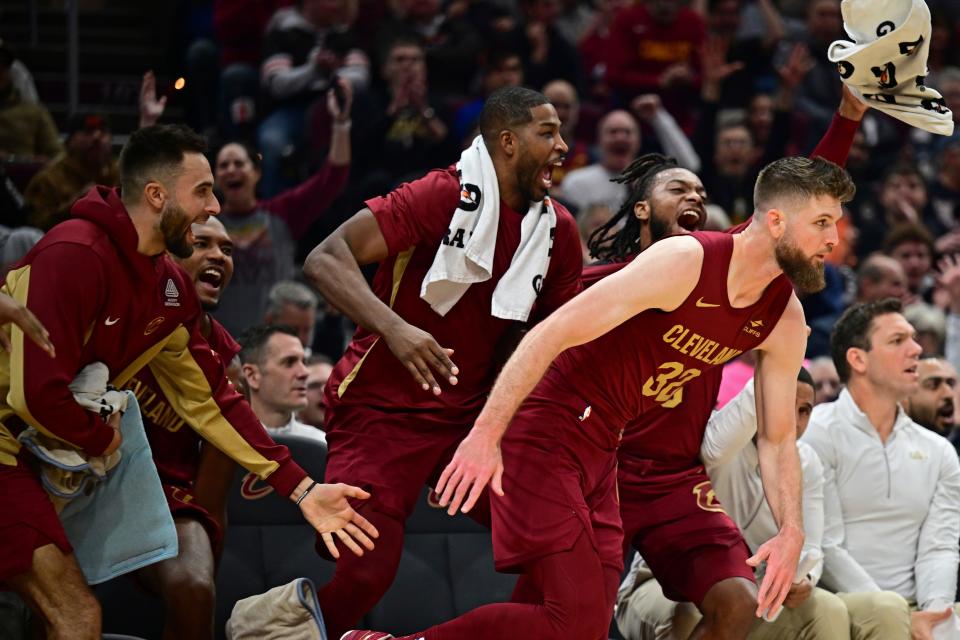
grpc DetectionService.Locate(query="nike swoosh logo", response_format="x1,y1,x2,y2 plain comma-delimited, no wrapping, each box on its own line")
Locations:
695,297,720,308
105,317,119,326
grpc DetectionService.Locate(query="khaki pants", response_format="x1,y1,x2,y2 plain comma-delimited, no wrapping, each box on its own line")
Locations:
616,577,911,640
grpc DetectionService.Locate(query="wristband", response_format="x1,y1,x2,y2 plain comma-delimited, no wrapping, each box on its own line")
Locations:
295,480,319,506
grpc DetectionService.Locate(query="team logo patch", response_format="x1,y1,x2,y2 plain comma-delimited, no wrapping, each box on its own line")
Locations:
692,480,726,513
144,316,165,335
164,278,181,307
240,472,274,500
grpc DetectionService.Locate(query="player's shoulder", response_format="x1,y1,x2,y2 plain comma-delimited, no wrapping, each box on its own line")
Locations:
551,197,578,231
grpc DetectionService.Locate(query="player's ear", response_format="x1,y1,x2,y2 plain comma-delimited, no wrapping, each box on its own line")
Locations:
499,129,517,158
634,200,650,222
765,208,785,239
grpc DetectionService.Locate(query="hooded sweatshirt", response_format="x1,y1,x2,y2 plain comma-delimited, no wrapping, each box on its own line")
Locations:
0,186,306,496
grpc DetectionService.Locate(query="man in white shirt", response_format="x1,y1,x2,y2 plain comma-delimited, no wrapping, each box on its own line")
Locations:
804,298,960,640
238,324,327,444
617,368,907,639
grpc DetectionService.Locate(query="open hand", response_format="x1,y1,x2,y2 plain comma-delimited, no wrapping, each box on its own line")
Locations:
383,322,459,394
297,481,380,559
0,292,55,357
746,525,804,619
435,428,504,515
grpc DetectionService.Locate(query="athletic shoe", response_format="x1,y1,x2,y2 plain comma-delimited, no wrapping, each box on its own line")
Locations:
340,631,395,640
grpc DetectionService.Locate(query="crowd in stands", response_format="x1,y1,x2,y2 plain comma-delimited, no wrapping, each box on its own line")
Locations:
3,0,960,637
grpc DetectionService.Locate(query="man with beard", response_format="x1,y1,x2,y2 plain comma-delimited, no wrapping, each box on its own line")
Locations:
804,300,960,640
345,157,855,640
0,124,378,639
121,215,244,639
906,357,960,454
303,86,582,638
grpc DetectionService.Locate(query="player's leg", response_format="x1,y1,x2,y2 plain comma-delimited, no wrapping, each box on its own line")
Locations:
6,544,101,640
690,576,757,640
350,529,611,640
1,458,98,640
135,518,217,640
616,576,702,640
317,408,466,637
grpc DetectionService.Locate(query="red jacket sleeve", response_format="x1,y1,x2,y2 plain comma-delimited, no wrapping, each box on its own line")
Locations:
147,318,307,496
7,243,115,454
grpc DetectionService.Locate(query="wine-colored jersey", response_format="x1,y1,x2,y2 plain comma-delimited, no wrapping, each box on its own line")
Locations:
124,318,240,487
548,232,793,459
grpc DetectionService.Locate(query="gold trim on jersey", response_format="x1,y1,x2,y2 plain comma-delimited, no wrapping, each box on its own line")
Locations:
149,325,279,481
337,246,416,398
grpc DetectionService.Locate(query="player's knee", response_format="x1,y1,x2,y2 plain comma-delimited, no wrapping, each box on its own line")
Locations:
164,570,216,613
701,579,756,637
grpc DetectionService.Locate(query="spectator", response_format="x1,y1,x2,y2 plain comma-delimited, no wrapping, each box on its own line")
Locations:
853,165,935,259
904,357,958,451
542,79,591,187
694,39,812,223
509,0,583,93
375,0,483,99
212,79,351,337
903,303,947,357
883,224,936,306
699,0,786,109
239,324,326,443
452,48,524,145
855,254,908,304
555,109,639,213
263,280,319,351
804,299,960,640
258,0,366,196
24,114,118,232
0,41,62,161
577,0,629,102
630,93,701,171
300,354,334,429
792,0,845,152
354,36,452,189
808,355,841,404
606,0,706,127
927,140,960,240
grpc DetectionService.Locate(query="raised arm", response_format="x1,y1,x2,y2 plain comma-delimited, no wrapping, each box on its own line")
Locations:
435,235,703,515
747,294,806,618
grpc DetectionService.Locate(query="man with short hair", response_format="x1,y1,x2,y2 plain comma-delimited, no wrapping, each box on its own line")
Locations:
239,324,325,443
304,86,582,637
300,355,334,429
855,253,908,303
804,299,960,640
0,124,376,639
808,355,841,405
347,156,854,639
264,280,319,350
905,357,958,447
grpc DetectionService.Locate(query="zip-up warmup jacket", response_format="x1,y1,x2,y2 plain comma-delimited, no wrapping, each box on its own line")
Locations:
0,186,306,497
804,389,960,609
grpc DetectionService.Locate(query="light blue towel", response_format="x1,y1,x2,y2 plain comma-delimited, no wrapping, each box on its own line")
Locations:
58,391,179,584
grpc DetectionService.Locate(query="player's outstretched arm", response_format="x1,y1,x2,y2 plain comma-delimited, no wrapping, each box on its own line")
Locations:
436,236,704,515
747,294,806,619
291,477,380,559
304,209,458,395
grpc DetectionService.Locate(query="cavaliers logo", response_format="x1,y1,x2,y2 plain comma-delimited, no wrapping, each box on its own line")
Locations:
169,486,195,504
240,472,274,500
426,489,444,509
459,183,481,212
692,480,726,513
144,316,165,336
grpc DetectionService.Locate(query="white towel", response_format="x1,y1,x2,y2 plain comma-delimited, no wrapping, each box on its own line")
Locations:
226,578,327,640
420,135,556,322
828,0,954,136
